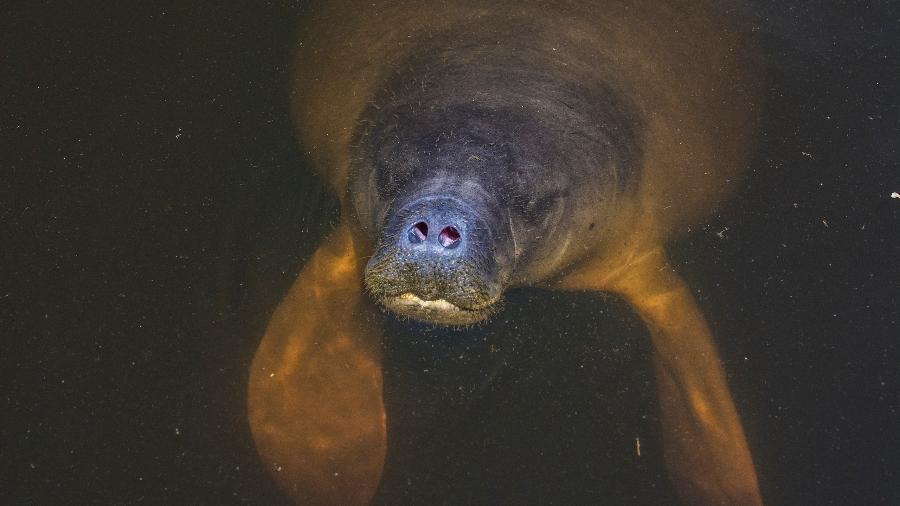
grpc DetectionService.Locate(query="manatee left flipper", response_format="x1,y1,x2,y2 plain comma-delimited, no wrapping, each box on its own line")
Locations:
558,248,762,505
248,221,386,506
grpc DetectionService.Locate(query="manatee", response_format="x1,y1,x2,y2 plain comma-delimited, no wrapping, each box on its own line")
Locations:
248,0,764,504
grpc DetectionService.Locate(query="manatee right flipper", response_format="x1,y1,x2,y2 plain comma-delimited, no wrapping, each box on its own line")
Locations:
248,221,385,506
559,247,763,505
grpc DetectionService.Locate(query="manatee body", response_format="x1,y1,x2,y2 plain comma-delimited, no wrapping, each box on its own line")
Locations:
249,1,763,504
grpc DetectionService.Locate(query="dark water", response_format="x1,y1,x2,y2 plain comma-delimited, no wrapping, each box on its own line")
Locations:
3,1,898,504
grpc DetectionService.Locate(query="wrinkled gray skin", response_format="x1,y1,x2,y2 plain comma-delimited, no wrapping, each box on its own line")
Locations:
350,22,643,325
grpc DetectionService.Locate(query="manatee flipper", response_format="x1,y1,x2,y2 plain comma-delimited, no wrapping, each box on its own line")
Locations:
248,221,385,506
559,248,762,505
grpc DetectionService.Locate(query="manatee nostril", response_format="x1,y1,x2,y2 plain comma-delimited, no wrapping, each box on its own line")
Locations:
408,221,428,243
439,225,461,248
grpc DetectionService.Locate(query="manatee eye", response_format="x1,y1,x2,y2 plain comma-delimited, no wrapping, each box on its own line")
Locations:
524,194,556,218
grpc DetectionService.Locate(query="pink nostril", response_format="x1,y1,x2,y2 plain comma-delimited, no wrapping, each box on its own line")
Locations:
439,226,460,248
408,221,428,243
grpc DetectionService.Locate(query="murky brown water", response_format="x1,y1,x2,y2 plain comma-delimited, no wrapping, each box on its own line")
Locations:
3,1,897,504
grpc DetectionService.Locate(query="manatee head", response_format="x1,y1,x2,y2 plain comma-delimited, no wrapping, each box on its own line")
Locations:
352,99,586,325
350,36,641,326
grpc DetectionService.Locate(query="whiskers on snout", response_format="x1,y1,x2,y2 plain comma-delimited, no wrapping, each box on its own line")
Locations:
364,247,503,326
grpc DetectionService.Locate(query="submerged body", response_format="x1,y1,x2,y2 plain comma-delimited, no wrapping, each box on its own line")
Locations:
249,0,763,504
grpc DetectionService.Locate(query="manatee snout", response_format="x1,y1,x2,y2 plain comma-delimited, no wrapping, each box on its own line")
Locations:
364,192,512,325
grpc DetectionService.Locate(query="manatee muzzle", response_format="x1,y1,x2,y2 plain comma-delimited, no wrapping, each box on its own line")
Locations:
364,194,509,326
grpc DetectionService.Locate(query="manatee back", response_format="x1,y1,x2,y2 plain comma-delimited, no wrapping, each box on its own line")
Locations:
289,0,761,236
